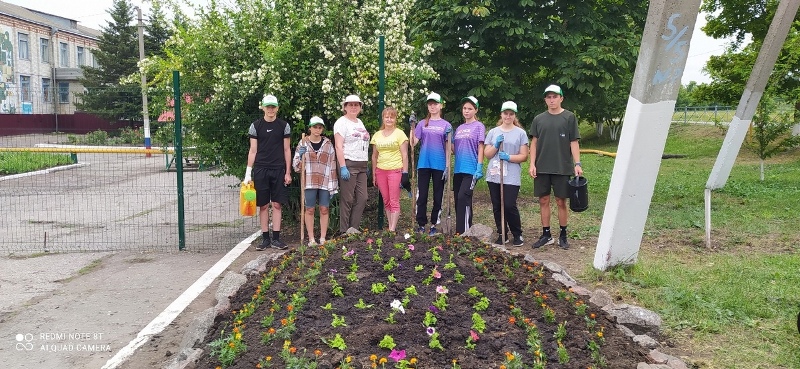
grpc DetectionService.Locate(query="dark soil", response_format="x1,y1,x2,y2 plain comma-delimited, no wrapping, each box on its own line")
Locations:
198,230,649,368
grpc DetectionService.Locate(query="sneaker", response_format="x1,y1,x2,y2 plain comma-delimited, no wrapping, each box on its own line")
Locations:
307,239,318,247
428,226,438,236
255,237,270,251
494,234,509,245
532,234,554,249
512,235,524,247
319,238,326,245
559,235,570,249
271,239,289,250
416,226,425,234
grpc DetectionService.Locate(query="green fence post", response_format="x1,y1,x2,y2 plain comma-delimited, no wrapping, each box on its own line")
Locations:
377,35,385,230
173,71,186,251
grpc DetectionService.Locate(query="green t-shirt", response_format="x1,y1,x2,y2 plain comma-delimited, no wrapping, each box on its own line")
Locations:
528,109,580,175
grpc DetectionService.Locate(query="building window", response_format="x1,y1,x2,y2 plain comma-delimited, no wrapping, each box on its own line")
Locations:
20,75,31,102
18,33,29,60
77,46,85,66
40,38,49,63
59,42,69,67
59,82,69,103
42,78,51,102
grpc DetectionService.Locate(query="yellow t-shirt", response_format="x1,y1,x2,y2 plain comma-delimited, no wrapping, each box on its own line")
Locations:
370,128,409,170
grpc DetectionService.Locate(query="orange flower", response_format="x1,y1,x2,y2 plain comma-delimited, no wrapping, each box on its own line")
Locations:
268,328,276,334
379,357,388,364
590,313,596,319
370,354,377,362
508,316,516,324
314,349,322,356
280,318,288,326
410,358,417,364
287,305,294,312
289,346,297,354
504,351,514,361
500,366,507,369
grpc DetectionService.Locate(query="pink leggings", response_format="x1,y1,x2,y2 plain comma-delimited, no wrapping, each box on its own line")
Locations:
375,168,402,212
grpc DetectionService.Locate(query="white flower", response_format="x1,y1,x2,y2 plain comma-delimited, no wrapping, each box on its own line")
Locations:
390,299,405,314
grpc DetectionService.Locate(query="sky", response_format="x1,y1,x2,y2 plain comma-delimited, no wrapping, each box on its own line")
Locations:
3,0,732,85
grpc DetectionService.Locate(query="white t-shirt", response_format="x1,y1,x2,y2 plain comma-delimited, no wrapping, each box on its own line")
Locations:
333,116,370,162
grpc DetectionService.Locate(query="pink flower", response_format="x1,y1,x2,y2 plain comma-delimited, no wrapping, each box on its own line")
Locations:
470,330,479,341
345,249,354,257
408,244,415,251
432,269,441,279
436,286,448,294
367,238,374,244
388,349,406,362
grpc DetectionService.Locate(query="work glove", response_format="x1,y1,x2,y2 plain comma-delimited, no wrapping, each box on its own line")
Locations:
499,151,510,162
494,134,504,149
401,172,411,192
340,166,351,181
243,166,252,184
473,167,483,181
298,146,307,156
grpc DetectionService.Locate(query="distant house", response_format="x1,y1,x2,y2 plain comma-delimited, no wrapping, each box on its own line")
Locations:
0,1,100,115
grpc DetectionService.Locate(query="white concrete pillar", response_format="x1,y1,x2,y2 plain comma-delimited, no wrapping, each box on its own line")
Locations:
594,0,701,270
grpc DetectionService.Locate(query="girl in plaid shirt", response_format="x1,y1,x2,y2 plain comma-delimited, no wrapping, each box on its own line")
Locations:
293,116,339,245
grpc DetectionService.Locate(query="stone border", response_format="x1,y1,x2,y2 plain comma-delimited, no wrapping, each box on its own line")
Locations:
166,229,690,369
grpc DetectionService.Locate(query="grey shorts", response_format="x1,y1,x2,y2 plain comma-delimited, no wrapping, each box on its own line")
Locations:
304,188,331,208
533,173,570,199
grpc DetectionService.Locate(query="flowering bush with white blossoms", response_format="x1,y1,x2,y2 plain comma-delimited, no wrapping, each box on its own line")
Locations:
142,0,436,177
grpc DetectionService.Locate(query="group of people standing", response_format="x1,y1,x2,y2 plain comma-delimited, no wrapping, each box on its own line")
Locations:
242,84,583,251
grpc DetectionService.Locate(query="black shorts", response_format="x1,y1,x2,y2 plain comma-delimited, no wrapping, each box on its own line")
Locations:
533,173,569,199
253,167,288,206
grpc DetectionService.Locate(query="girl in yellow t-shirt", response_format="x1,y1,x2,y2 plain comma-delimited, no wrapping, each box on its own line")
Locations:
370,107,410,232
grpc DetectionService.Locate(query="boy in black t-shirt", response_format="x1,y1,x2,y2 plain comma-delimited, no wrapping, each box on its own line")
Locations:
243,94,292,250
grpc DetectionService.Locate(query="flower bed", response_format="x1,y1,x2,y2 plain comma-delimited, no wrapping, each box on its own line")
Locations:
199,231,646,368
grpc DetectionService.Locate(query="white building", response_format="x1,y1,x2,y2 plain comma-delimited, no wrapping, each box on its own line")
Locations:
0,1,99,115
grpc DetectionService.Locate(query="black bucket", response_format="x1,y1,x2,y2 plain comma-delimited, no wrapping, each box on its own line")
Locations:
568,176,589,212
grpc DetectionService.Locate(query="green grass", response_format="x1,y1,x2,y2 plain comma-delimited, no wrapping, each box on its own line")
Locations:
573,123,800,369
0,152,74,175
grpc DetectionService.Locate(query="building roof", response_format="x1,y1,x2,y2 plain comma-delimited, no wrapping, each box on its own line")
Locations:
0,1,100,40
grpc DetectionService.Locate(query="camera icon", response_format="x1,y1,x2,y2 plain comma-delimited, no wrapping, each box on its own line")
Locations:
15,333,34,351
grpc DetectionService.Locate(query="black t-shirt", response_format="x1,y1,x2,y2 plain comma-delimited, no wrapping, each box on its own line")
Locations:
248,117,290,169
309,139,323,152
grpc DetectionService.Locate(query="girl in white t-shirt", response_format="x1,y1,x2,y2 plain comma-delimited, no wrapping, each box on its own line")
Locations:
333,95,371,234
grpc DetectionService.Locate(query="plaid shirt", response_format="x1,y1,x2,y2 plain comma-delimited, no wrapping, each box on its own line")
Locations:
292,137,339,195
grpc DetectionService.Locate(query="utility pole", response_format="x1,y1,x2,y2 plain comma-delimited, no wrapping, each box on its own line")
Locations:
134,6,151,157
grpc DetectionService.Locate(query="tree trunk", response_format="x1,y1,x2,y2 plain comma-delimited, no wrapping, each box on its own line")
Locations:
760,160,765,181
793,98,800,136
596,121,604,137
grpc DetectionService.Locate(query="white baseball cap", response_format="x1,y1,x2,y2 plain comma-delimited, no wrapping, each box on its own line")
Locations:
501,101,517,113
259,94,279,107
341,94,362,108
461,95,479,108
309,116,325,127
543,84,563,96
426,92,443,103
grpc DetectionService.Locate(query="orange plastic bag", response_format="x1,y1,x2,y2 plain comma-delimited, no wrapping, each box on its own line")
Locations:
239,181,257,217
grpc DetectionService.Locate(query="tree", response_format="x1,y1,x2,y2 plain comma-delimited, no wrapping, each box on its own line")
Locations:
410,0,648,136
698,0,800,124
76,0,141,121
144,1,173,58
749,97,800,180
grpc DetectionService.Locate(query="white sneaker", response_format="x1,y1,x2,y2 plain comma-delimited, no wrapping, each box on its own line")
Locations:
319,238,326,245
307,239,318,246
346,227,361,234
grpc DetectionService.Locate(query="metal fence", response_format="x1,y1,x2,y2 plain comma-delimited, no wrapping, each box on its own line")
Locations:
671,105,735,125
0,133,258,253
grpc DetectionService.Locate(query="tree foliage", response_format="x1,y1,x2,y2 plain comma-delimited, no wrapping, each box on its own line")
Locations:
410,0,647,130
697,0,800,122
144,0,435,178
749,97,800,180
77,0,140,121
